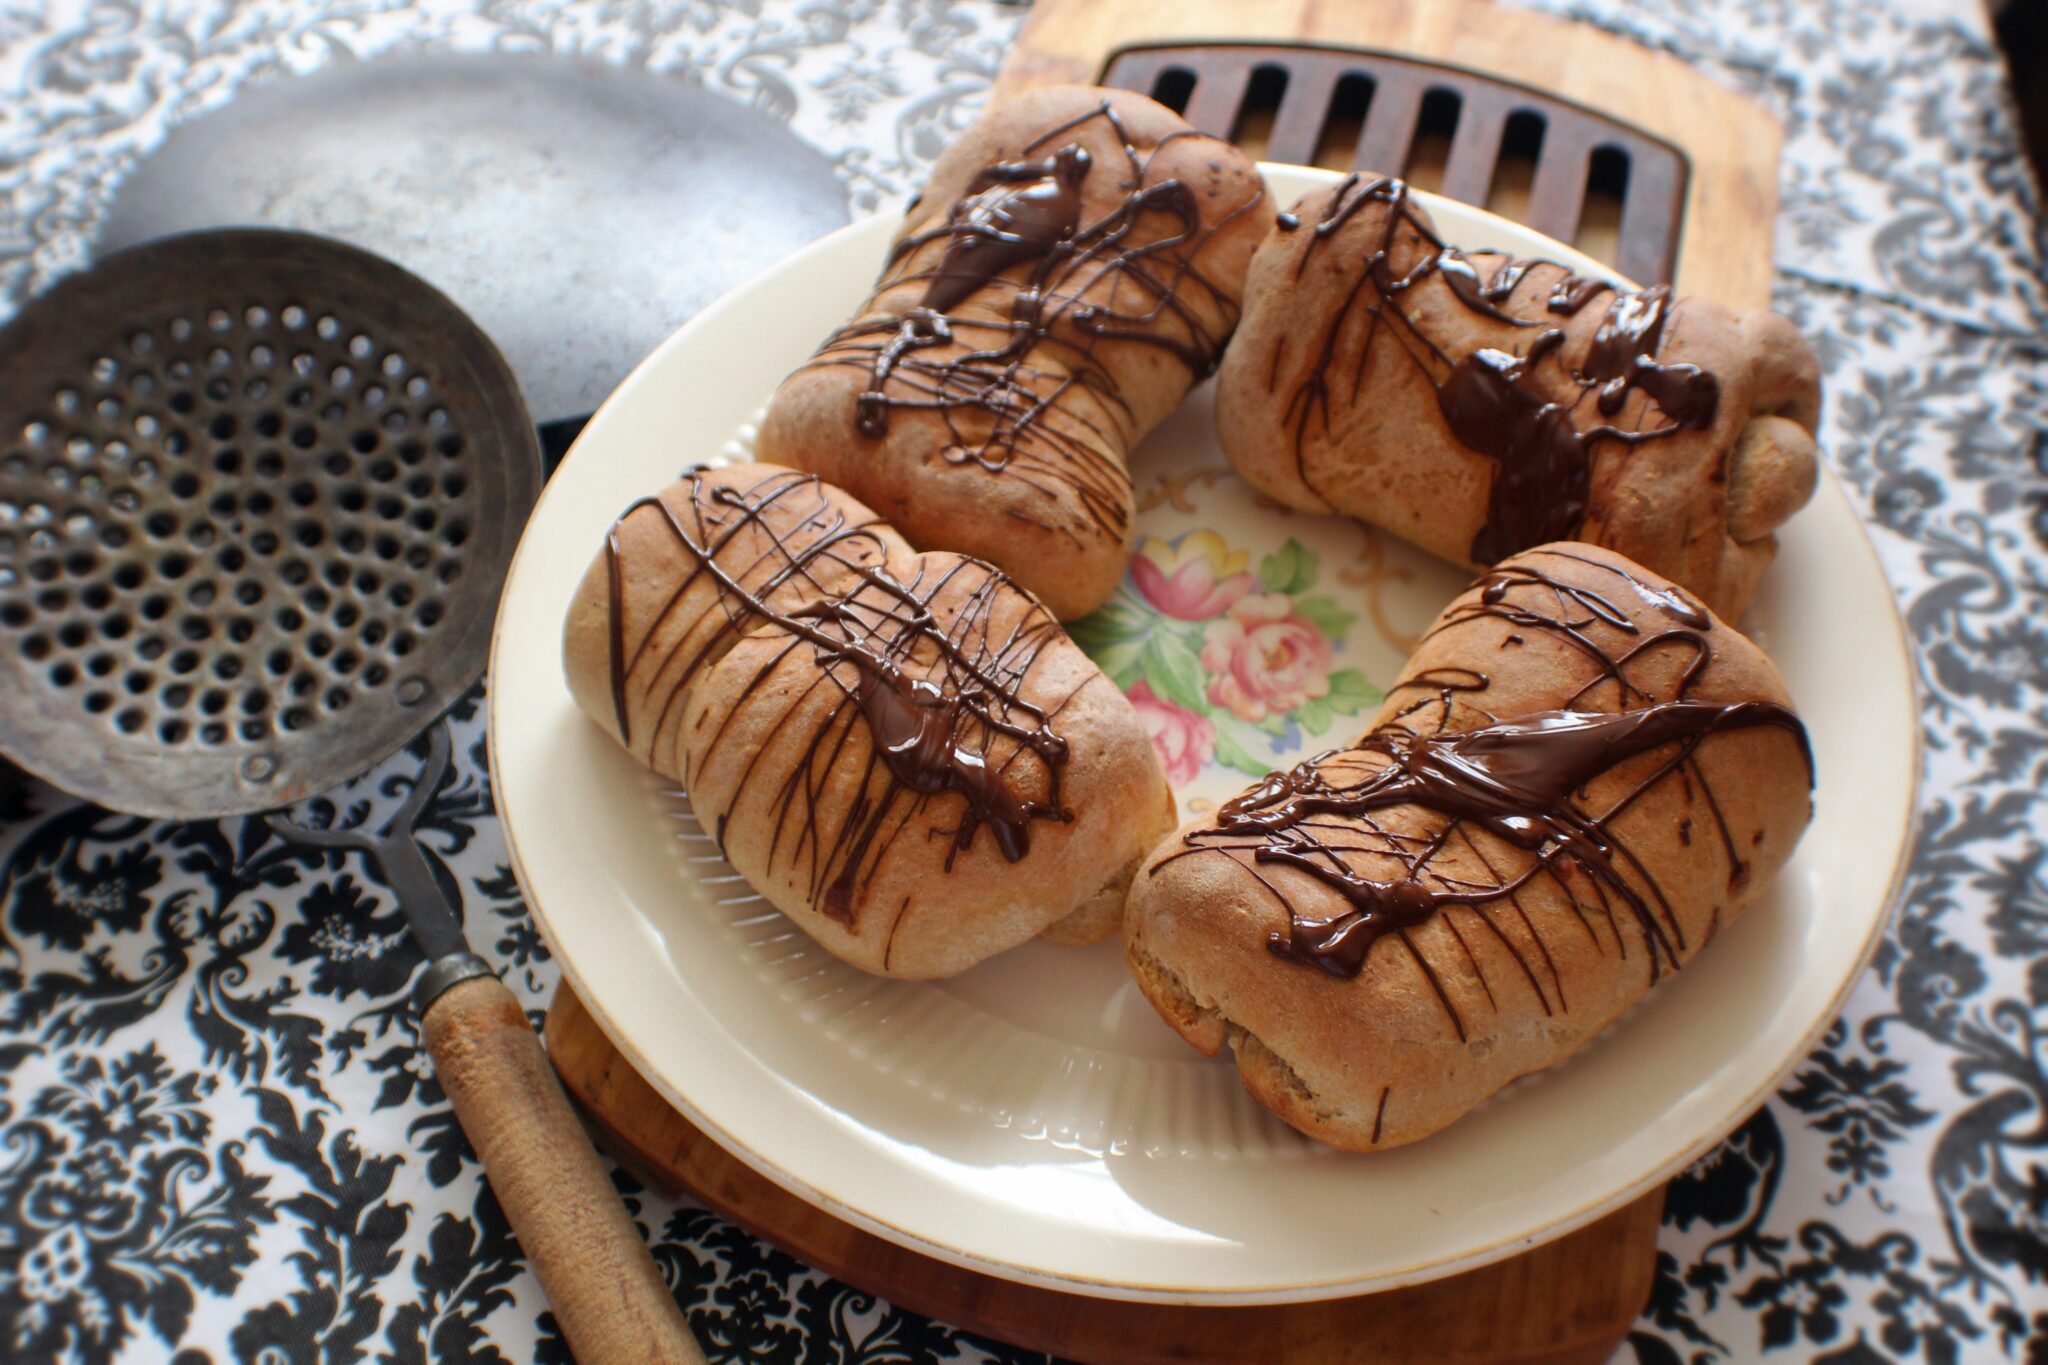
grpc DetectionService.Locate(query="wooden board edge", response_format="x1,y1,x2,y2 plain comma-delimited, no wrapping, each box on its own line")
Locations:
997,0,1783,308
545,981,1664,1365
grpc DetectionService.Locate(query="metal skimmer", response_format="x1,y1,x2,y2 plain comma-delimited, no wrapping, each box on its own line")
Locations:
0,229,539,817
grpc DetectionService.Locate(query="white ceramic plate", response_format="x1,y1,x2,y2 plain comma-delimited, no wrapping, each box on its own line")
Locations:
488,166,1915,1303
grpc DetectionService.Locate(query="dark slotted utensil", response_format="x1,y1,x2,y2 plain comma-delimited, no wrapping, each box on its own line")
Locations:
0,229,702,1364
1101,43,1689,287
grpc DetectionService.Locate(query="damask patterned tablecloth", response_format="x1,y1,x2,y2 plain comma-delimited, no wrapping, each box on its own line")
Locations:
0,2,2044,1362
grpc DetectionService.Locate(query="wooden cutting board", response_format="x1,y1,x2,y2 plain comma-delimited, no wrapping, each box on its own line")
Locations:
547,983,1666,1365
543,3,1782,1359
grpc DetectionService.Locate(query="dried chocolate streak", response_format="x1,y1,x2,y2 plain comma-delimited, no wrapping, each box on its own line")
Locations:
603,468,1075,922
1156,550,1810,1017
800,100,1262,540
1281,175,1722,565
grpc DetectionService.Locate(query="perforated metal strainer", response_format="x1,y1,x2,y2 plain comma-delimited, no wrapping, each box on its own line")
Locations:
0,228,540,818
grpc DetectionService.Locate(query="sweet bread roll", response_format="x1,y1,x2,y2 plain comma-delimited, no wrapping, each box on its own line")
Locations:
564,463,1175,978
1216,175,1822,621
756,85,1273,620
1124,542,1814,1150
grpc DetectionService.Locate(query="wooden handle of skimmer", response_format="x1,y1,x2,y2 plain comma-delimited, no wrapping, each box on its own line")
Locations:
422,974,706,1365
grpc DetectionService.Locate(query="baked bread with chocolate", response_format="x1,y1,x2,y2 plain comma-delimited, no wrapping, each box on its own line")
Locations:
1124,542,1814,1150
1216,175,1822,621
564,463,1175,978
755,85,1272,621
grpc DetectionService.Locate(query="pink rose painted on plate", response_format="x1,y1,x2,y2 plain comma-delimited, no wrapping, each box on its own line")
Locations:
1130,531,1256,621
1201,594,1334,724
1125,681,1216,785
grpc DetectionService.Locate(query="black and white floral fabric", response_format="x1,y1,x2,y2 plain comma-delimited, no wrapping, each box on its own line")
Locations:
1,2,2043,1361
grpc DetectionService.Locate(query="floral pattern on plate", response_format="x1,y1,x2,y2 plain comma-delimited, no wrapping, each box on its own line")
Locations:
1070,530,1381,784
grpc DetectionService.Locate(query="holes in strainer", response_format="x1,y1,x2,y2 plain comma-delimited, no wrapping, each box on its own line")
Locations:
23,635,50,661
349,334,373,359
123,670,150,696
136,636,165,662
316,315,340,340
281,707,312,732
239,687,268,716
199,689,227,715
140,594,170,621
200,722,227,745
441,473,468,498
102,614,131,641
50,661,77,688
84,691,111,714
56,622,88,649
169,473,200,500
170,649,200,676
214,655,242,682
256,412,283,439
290,425,316,449
0,603,27,628
207,307,232,333
162,682,191,708
129,331,156,357
209,414,237,441
405,376,429,400
87,655,114,678
381,353,406,377
281,305,307,329
289,483,316,509
115,707,145,734
351,430,377,454
245,305,269,328
159,718,188,744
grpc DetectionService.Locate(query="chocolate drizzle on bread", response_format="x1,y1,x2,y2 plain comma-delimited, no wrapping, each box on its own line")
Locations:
803,98,1263,542
1282,174,1723,566
600,467,1074,920
1155,548,1810,1025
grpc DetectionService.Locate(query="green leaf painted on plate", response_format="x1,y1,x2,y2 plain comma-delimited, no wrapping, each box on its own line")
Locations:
1258,538,1316,595
1142,630,1210,713
1326,668,1384,708
1090,637,1146,689
1292,593,1354,642
1066,596,1146,654
1293,696,1336,735
1213,716,1278,777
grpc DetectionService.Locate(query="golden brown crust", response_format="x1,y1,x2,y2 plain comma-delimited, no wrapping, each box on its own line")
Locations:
1215,179,1822,621
561,464,911,779
757,84,1273,620
1124,542,1814,1150
563,464,1175,978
